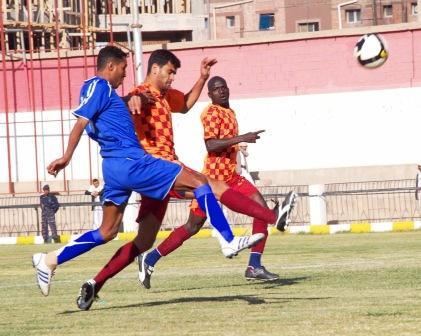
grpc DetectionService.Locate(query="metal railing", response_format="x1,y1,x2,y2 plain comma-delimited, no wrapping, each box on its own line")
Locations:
1,179,420,237
324,179,421,223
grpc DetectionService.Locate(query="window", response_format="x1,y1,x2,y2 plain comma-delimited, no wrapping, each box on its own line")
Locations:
226,16,235,28
297,22,320,32
259,13,275,30
383,5,393,17
412,3,417,15
346,9,361,23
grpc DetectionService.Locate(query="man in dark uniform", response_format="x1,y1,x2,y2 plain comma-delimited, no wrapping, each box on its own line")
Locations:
40,184,60,243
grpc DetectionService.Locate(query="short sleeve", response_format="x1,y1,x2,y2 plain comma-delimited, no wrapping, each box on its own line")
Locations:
73,80,111,120
166,89,185,113
201,106,221,140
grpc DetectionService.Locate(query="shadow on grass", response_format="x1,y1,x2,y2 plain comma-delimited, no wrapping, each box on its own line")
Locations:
257,276,310,289
150,276,310,294
60,292,330,315
59,276,314,315
60,294,264,314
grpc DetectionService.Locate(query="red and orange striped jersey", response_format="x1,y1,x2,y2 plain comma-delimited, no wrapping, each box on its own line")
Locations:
130,83,185,161
200,103,239,181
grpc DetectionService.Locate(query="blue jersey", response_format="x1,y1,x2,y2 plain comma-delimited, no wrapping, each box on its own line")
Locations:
72,76,182,204
73,76,146,159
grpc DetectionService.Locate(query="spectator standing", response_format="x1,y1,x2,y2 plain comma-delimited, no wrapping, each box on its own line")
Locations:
40,185,60,243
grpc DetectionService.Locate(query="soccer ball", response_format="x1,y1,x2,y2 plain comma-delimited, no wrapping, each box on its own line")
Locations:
354,33,388,69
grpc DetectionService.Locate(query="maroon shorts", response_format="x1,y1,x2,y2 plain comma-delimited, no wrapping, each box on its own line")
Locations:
190,173,258,218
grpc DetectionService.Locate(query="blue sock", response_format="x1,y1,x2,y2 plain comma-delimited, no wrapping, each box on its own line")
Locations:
193,184,234,242
145,249,162,267
57,229,105,265
248,252,262,268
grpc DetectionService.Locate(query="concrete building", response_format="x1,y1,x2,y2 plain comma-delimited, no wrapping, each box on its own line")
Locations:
209,0,419,39
1,0,420,54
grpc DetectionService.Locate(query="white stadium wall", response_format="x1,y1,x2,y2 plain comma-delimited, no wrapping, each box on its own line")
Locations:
173,86,421,173
1,25,421,191
1,85,420,187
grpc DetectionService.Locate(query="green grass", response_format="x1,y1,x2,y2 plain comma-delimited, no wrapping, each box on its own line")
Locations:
1,231,421,335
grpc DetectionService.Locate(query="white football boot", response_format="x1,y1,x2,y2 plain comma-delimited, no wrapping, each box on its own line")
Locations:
32,252,54,296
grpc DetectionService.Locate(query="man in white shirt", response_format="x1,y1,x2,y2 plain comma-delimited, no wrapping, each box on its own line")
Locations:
236,142,255,185
85,179,103,229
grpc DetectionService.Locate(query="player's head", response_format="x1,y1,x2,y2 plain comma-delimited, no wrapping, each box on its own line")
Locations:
42,184,50,194
92,178,99,187
238,142,249,156
147,49,181,92
208,76,229,108
97,46,128,89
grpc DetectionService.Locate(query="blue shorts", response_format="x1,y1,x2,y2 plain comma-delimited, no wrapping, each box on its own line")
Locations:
102,155,182,205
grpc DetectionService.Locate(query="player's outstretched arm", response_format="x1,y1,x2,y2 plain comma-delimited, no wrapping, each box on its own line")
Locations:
47,117,89,177
205,130,265,153
182,57,217,113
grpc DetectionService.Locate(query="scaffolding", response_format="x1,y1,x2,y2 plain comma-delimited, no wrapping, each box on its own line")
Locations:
1,0,191,55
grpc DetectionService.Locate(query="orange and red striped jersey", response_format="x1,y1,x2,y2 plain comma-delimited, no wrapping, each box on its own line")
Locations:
130,83,185,162
200,103,239,181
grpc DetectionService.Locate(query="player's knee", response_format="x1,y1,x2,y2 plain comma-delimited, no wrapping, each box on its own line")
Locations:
206,179,228,199
184,221,203,235
185,214,206,235
99,226,119,242
188,171,207,188
133,234,156,251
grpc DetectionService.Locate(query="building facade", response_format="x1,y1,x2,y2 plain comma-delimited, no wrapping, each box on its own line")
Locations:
1,0,420,54
210,0,419,39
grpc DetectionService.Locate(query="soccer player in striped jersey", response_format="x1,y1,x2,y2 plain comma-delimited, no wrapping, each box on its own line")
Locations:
137,75,297,284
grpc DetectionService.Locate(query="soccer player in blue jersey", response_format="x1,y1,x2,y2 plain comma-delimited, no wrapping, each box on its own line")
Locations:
32,46,282,298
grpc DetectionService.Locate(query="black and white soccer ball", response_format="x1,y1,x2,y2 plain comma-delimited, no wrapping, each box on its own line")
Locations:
354,33,388,69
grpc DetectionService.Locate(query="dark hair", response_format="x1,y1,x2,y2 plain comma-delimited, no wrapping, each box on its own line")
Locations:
147,49,181,74
97,46,128,71
207,76,227,92
92,178,99,183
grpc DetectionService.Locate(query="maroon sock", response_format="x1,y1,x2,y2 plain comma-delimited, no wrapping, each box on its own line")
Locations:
250,218,268,254
157,225,193,256
220,188,276,223
93,241,140,293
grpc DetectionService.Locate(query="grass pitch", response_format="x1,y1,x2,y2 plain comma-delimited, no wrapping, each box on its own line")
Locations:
1,231,421,336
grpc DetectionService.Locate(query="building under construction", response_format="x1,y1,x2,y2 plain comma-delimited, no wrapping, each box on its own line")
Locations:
1,0,205,56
